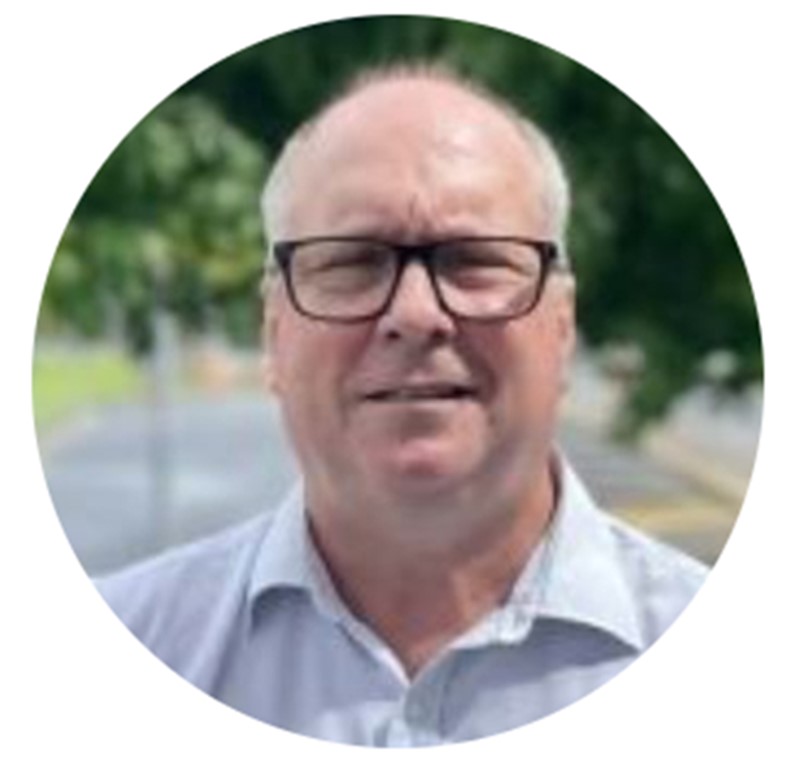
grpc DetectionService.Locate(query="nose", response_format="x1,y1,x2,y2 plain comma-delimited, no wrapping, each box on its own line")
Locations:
375,260,456,342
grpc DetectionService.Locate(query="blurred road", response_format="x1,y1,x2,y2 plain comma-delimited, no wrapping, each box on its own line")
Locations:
39,388,746,576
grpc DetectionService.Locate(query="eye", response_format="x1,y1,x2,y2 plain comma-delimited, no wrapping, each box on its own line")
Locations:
295,241,382,273
291,240,396,297
324,247,382,271
435,241,540,287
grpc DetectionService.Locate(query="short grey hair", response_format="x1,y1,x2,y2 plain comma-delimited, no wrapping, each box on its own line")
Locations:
261,62,572,267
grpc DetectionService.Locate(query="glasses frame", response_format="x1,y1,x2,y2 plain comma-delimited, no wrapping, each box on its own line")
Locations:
271,235,563,324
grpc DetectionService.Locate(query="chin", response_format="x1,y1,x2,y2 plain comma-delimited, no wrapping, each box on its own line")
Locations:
372,439,481,494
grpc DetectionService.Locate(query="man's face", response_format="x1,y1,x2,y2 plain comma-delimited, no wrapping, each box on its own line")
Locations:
266,81,575,515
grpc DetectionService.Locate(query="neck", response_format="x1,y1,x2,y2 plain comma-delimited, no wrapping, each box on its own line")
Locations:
307,461,557,677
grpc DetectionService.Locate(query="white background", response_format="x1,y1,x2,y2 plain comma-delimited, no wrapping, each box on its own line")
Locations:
2,1,789,755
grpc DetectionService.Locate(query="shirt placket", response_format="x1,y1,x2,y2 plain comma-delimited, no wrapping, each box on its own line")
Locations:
382,661,451,747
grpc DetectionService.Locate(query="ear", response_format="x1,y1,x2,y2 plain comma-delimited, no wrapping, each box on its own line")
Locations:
261,278,283,395
554,273,577,388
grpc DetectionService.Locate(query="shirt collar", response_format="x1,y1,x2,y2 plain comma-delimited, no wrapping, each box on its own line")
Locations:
247,483,348,622
247,484,309,594
515,454,645,651
247,456,645,652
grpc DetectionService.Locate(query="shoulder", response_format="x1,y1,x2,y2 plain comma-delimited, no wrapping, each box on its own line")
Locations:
94,512,276,646
603,512,709,644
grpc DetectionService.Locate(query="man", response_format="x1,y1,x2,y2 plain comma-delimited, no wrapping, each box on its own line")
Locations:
97,63,707,746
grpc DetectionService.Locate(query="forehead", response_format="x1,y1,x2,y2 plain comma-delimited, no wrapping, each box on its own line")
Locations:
279,80,548,239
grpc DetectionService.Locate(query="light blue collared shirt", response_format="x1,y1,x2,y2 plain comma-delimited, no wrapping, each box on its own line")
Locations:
96,461,707,746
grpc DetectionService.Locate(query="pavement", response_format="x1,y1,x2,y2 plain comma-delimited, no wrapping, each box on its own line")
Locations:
37,348,760,576
558,356,757,565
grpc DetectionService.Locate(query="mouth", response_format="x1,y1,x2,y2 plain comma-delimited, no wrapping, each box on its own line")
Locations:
362,383,479,403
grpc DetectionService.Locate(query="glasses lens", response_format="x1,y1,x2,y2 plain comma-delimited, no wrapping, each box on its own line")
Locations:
434,240,544,318
289,239,396,318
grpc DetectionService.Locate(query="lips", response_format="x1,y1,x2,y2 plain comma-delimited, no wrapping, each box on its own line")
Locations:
362,383,478,403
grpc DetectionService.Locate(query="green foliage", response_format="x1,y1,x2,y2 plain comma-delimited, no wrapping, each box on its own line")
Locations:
40,15,761,434
42,95,266,352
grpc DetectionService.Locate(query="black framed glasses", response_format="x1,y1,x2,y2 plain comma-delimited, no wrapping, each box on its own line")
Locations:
272,236,563,323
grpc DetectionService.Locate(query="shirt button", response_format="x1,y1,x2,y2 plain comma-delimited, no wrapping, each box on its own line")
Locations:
410,698,439,733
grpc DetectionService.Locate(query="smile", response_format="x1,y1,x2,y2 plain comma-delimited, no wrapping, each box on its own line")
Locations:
363,384,478,402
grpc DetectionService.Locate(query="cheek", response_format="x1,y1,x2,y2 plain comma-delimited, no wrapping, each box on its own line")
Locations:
273,335,342,465
484,324,567,417
273,320,368,418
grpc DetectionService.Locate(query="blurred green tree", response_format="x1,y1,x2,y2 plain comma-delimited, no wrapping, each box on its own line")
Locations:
40,95,266,352
40,16,761,435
